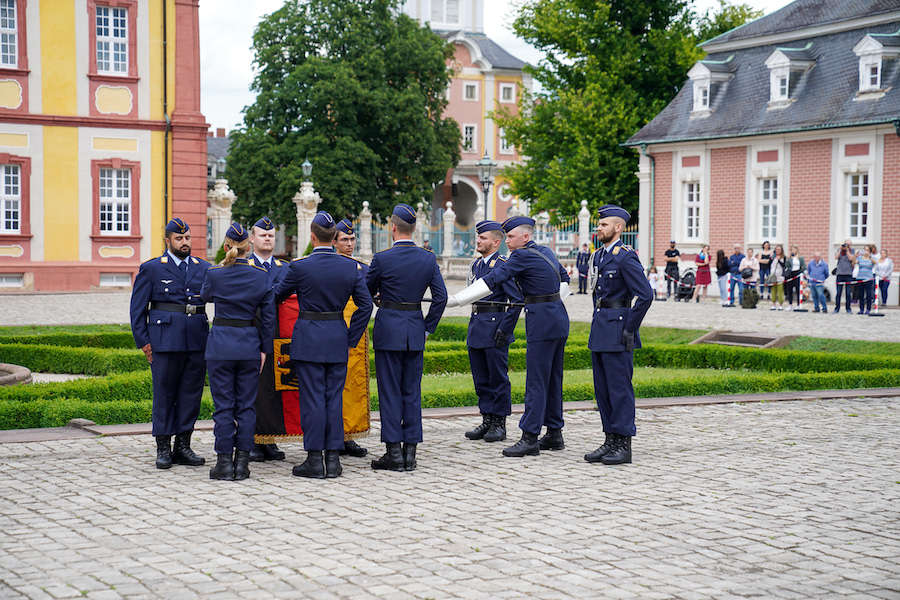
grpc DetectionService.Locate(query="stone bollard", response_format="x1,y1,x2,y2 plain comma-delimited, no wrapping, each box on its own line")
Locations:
359,201,373,258
578,199,591,248
442,201,455,258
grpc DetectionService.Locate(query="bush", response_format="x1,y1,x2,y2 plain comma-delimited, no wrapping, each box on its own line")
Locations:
0,370,152,403
0,343,148,375
0,332,136,349
0,397,215,429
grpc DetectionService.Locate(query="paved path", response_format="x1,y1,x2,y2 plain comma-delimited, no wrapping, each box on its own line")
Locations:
1,397,898,599
3,285,899,341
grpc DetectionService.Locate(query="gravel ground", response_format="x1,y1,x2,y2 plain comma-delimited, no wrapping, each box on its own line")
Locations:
3,284,898,342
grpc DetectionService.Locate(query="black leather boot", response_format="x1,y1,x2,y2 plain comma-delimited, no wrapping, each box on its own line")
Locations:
172,431,205,466
483,415,506,443
292,450,325,479
209,453,234,480
371,442,404,471
340,440,368,457
233,450,251,480
249,444,266,462
584,433,615,463
324,450,342,478
538,427,565,451
601,435,632,465
502,432,540,457
155,435,172,469
465,414,492,440
402,443,417,471
262,444,285,461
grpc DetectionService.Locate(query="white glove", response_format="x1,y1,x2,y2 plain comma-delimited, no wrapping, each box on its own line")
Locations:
449,278,491,307
559,281,571,301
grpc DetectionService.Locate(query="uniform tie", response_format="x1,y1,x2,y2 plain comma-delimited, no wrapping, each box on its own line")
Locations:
263,261,272,272
178,261,188,276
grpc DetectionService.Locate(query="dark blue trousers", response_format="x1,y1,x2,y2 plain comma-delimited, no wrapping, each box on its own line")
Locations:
578,272,588,294
150,351,205,436
591,351,636,436
295,360,347,451
518,338,565,435
374,350,423,443
208,359,260,454
468,346,511,416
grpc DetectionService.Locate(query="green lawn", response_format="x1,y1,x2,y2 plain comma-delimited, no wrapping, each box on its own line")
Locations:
784,336,900,356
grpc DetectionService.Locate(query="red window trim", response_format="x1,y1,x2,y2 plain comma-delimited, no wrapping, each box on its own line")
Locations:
0,0,29,75
87,0,138,81
0,153,32,240
90,158,141,239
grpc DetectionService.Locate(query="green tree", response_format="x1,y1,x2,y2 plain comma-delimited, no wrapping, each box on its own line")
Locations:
694,0,764,44
495,0,758,219
227,0,460,230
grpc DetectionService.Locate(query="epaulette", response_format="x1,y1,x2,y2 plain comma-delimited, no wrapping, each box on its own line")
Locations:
208,264,224,270
191,256,199,264
342,255,369,267
246,262,267,272
142,255,162,266
423,246,434,253
160,255,168,264
274,259,284,267
291,255,309,262
375,246,394,254
497,255,507,262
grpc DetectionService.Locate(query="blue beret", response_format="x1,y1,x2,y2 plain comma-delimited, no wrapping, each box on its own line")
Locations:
392,203,417,224
312,211,335,228
475,220,503,234
165,217,189,234
227,222,248,242
253,216,275,231
501,216,535,233
336,219,354,235
597,205,631,222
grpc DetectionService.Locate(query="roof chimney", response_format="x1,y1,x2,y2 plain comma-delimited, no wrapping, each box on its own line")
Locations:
216,128,226,138
207,130,214,137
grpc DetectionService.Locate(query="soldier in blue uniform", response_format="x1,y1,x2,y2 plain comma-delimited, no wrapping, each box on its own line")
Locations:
275,212,373,479
463,220,522,443
576,243,591,294
130,217,210,470
248,216,288,463
366,203,447,472
448,215,570,458
201,223,276,480
584,205,653,465
333,218,370,459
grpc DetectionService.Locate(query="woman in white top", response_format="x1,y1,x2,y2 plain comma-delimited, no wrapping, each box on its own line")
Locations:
739,248,760,291
875,250,893,306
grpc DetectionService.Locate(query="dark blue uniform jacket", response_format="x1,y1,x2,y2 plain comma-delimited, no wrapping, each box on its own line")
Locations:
130,253,210,352
366,240,447,351
587,240,653,352
251,253,289,287
466,251,522,349
576,250,591,274
481,241,569,342
275,247,373,363
200,258,275,360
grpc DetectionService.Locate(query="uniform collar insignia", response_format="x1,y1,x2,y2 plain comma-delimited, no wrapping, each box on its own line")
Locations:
160,255,168,263
489,259,496,267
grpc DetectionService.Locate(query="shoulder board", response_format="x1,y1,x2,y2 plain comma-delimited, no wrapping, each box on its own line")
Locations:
343,255,369,266
208,264,224,270
497,255,507,262
291,255,309,262
160,255,168,264
612,246,621,255
623,245,633,252
246,262,267,272
141,255,162,266
274,259,283,267
423,247,434,253
375,246,394,254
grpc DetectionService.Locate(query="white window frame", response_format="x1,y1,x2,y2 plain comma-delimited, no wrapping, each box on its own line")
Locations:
847,172,870,240
1,164,20,234
462,124,477,153
96,5,128,75
99,273,131,287
430,0,460,26
684,182,701,240
0,0,17,68
463,81,479,102
498,128,513,155
499,83,516,104
759,177,778,240
693,82,709,112
0,273,23,287
98,167,131,235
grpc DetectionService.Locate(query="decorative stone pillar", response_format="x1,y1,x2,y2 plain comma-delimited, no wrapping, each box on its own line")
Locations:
442,201,455,258
292,180,321,257
535,210,550,242
578,199,591,249
358,201,373,258
206,178,235,252
506,199,519,218
414,202,426,247
472,201,485,226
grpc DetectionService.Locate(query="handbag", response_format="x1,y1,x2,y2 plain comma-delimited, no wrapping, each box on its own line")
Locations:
740,268,753,280
831,268,837,276
765,271,777,285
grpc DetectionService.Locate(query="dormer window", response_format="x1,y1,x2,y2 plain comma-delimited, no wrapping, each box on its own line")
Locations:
764,44,815,107
854,31,899,95
687,55,735,117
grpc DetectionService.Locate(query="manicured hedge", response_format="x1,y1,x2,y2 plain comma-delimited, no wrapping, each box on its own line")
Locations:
0,370,151,403
0,397,214,430
0,343,148,375
0,332,136,349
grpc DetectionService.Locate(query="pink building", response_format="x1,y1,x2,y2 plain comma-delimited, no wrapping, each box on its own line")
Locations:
626,0,899,303
402,0,531,227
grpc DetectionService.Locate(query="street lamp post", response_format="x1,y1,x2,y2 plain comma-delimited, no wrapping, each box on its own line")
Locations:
477,151,497,221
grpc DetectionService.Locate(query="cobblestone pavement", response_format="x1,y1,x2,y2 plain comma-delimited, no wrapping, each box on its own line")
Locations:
4,285,898,341
1,397,898,599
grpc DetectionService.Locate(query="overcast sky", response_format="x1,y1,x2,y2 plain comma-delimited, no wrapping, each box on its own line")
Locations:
199,0,790,131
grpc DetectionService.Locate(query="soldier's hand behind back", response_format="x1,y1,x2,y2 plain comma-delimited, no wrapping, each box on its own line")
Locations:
622,331,635,352
141,343,152,364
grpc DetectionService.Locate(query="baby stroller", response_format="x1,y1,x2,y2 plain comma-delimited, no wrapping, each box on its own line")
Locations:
675,268,696,302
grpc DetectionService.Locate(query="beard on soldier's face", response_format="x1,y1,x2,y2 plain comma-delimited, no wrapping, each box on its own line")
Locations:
169,245,191,260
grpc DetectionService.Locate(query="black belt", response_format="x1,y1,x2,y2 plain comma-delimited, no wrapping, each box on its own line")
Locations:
151,302,206,316
380,301,422,311
299,311,342,321
213,317,254,327
472,303,507,314
524,293,560,304
596,298,630,309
